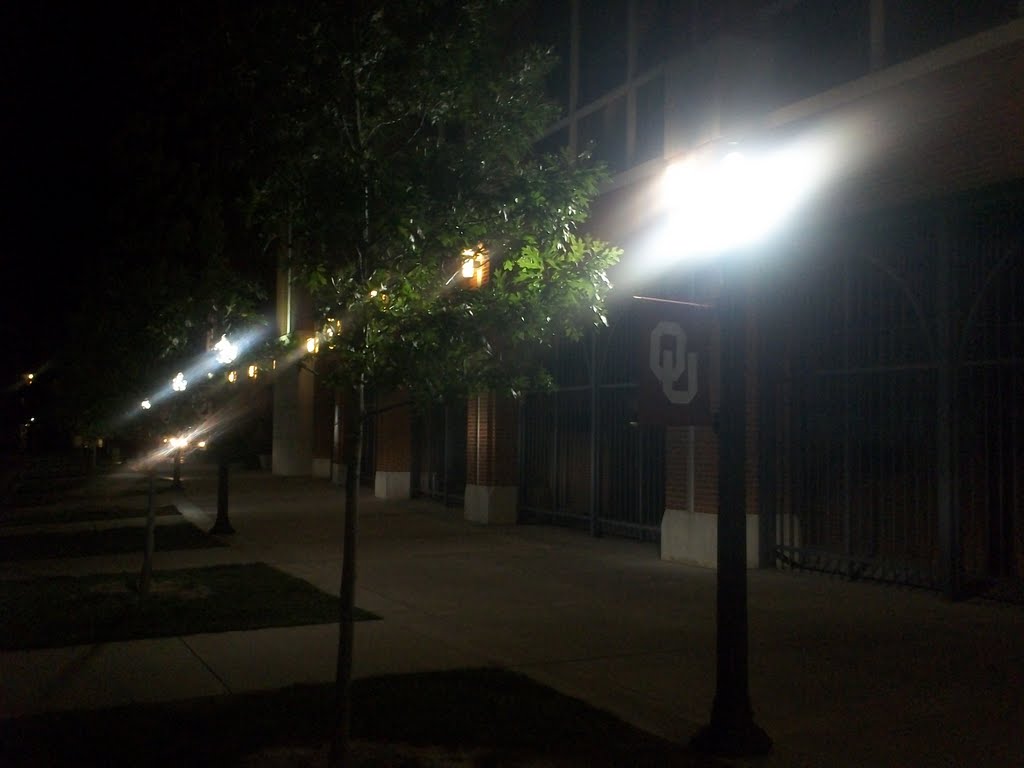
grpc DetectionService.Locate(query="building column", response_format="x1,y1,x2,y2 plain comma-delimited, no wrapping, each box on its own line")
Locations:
464,391,518,524
272,361,315,476
271,235,317,476
374,390,412,499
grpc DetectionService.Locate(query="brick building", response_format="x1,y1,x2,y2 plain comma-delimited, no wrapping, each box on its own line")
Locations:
272,2,1024,596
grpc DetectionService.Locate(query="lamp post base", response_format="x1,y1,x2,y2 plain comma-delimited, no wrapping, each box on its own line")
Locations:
210,460,235,535
690,716,772,758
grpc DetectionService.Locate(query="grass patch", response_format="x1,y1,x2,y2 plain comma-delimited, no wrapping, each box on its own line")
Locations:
0,668,713,767
0,504,180,528
0,520,222,561
0,562,375,650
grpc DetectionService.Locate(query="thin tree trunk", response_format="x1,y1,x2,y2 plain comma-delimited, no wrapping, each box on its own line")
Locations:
330,381,364,767
138,468,156,595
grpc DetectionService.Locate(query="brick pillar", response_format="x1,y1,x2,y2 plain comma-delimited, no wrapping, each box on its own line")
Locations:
374,390,412,499
464,391,518,524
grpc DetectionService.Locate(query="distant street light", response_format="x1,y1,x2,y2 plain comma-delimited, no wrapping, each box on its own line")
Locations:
209,333,242,535
213,334,239,365
171,372,188,392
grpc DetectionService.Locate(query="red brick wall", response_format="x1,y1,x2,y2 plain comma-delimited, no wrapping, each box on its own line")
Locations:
375,390,412,472
665,427,690,509
466,392,518,486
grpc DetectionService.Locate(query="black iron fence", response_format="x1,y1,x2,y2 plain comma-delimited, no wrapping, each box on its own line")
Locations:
411,400,467,506
519,306,666,541
763,185,1024,598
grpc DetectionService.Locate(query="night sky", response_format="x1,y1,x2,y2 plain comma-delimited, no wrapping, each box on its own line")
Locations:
2,3,233,388
2,4,136,379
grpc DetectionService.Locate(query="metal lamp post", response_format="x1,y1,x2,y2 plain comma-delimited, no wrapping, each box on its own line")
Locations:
653,140,825,758
690,255,771,756
210,335,239,535
169,372,189,490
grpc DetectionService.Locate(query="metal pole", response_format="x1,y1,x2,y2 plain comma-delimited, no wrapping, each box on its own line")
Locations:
589,328,601,537
692,261,771,757
443,404,451,508
138,468,156,595
210,458,235,534
936,216,961,598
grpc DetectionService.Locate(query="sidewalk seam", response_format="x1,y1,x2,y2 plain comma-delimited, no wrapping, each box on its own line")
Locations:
177,636,234,695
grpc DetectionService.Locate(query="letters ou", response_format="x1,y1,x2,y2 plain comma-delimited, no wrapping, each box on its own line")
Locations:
649,321,699,404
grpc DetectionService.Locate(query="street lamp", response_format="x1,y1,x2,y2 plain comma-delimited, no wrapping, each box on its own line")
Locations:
209,333,240,535
213,334,239,365
168,373,189,489
656,139,825,758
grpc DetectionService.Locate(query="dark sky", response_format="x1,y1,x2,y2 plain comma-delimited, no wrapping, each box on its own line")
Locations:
3,6,116,368
1,4,171,380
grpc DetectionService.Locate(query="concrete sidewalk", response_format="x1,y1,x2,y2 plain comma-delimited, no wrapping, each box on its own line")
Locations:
2,461,1023,767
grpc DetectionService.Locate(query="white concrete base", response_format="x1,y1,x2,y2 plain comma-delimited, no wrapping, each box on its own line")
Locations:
375,470,411,500
660,508,760,569
464,484,518,525
312,458,331,479
272,448,310,477
332,462,346,485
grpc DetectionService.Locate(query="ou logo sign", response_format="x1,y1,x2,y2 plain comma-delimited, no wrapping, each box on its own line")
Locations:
636,300,711,426
650,321,698,404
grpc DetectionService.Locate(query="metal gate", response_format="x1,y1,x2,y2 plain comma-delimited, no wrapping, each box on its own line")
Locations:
763,185,1024,597
411,400,467,506
520,302,666,540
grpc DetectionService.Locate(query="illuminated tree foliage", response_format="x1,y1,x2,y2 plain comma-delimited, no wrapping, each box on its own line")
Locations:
252,0,620,399
246,3,621,764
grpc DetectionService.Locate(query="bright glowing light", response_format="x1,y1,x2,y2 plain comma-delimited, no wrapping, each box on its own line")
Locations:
657,137,828,263
213,334,239,365
227,370,238,383
25,373,35,383
169,435,189,450
247,365,258,379
141,399,152,410
171,372,188,392
197,440,207,449
461,248,476,258
305,336,318,354
461,259,475,278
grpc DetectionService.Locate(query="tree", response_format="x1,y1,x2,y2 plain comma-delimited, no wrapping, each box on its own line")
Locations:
248,2,622,763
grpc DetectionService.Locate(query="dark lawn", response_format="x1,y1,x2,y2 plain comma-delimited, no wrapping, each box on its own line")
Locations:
0,520,222,561
0,562,376,650
0,504,180,528
0,668,719,767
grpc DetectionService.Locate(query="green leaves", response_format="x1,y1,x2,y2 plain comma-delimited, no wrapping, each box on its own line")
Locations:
138,0,625,405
